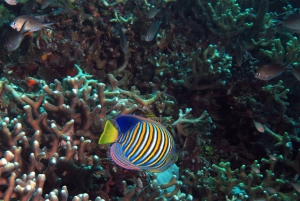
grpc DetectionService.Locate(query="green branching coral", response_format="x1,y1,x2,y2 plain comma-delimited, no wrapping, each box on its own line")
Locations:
247,80,289,115
173,45,232,91
194,0,274,50
259,37,300,65
262,80,289,114
195,0,254,39
180,155,300,200
171,108,215,144
148,53,174,76
263,127,300,176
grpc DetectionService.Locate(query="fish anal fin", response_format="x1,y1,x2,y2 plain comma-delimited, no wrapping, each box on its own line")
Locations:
141,153,178,173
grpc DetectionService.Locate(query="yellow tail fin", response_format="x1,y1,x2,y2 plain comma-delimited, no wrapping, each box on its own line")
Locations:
98,120,119,144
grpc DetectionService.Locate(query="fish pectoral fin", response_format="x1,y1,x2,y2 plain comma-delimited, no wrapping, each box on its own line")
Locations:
20,20,28,34
98,120,119,144
22,30,30,36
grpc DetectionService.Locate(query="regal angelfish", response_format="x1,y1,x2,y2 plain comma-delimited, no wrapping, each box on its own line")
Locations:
98,115,177,172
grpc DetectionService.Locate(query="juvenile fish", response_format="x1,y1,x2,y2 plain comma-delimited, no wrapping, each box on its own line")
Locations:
115,22,128,53
236,44,243,67
236,36,243,67
253,120,265,133
25,77,38,87
5,0,17,5
268,154,278,161
250,165,260,174
255,62,292,80
145,19,162,41
10,15,53,32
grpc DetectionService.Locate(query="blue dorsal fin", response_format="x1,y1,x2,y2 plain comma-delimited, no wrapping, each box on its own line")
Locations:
115,115,141,133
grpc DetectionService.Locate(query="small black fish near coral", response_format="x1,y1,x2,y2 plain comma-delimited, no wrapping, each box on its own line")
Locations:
115,22,128,53
145,19,162,42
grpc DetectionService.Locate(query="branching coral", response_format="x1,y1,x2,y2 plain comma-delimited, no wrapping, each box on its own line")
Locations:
259,37,300,65
171,108,215,144
181,160,299,200
113,173,192,201
148,53,174,76
262,126,300,178
107,73,175,116
195,0,254,38
2,0,300,200
194,0,274,50
0,148,105,201
172,46,232,91
247,80,290,115
0,65,185,200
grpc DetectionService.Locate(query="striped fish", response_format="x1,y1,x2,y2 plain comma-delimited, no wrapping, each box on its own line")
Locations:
98,115,177,172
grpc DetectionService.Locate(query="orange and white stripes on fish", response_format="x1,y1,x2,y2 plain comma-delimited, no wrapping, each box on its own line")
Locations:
111,121,174,172
98,114,177,172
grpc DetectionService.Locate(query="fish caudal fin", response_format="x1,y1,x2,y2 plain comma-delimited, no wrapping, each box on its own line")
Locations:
44,22,55,30
98,120,119,144
291,68,300,81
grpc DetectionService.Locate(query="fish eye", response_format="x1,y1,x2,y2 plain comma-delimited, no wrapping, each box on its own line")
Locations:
12,22,16,26
255,72,260,76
